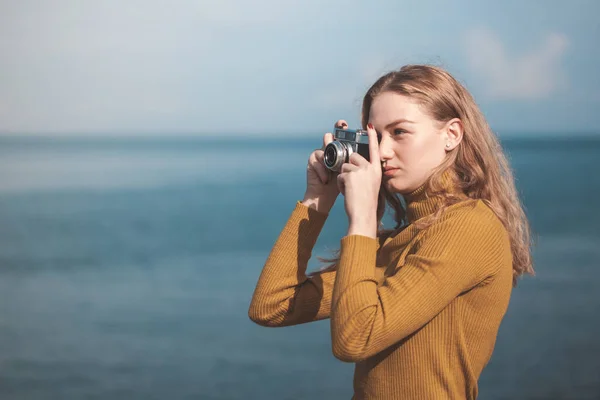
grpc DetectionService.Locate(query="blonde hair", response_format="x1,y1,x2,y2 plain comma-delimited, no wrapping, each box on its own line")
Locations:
315,64,535,286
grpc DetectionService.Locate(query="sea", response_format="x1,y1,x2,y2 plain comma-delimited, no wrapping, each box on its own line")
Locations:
0,135,598,400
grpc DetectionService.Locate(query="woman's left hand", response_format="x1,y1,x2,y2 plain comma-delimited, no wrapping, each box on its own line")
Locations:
337,123,382,238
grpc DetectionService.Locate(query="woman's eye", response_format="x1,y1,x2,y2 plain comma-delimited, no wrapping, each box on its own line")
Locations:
393,129,406,135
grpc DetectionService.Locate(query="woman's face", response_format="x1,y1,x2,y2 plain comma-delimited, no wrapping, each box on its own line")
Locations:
368,91,449,194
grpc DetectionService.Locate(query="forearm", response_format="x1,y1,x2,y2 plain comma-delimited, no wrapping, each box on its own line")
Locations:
330,234,379,361
249,201,333,326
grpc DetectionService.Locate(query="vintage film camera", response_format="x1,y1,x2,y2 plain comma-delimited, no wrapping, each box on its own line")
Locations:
323,128,370,172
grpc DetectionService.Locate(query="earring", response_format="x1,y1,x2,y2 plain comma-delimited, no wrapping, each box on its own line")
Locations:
445,143,451,148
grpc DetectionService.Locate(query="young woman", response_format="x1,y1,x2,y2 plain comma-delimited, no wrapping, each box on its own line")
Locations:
248,64,535,399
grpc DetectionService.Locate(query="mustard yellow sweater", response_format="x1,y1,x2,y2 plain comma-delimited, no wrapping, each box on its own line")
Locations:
249,183,513,399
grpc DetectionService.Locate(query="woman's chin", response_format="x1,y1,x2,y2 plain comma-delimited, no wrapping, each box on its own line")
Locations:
383,177,406,194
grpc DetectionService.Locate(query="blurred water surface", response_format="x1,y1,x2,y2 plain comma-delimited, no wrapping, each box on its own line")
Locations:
0,136,599,399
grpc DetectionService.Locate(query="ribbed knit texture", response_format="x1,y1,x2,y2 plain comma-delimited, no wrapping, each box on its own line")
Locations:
249,177,514,400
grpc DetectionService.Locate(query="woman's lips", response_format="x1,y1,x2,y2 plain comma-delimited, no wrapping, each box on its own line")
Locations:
383,168,399,177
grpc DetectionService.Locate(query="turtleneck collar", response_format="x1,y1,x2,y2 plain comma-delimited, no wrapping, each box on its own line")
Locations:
402,169,463,224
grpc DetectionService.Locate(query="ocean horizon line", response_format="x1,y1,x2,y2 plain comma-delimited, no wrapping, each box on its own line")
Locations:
1,131,599,141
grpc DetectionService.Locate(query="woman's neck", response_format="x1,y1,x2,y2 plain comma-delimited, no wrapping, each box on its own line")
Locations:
402,169,463,224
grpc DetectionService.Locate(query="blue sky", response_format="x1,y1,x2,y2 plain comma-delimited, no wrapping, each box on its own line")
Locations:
1,0,598,137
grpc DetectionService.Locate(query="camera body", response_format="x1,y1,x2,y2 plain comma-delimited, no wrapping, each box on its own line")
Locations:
323,128,370,172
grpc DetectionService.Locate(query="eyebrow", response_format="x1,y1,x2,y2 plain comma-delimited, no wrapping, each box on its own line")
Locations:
384,118,415,130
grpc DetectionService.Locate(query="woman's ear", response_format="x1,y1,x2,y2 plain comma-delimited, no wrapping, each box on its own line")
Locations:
444,118,463,151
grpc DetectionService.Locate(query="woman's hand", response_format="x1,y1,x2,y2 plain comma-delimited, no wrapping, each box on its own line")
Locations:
336,123,382,238
301,120,349,214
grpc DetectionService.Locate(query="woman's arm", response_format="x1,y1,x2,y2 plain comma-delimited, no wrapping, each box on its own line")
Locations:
248,201,337,327
330,203,511,362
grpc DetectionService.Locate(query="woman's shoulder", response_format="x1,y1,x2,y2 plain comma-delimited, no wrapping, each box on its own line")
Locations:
418,199,512,272
435,198,508,240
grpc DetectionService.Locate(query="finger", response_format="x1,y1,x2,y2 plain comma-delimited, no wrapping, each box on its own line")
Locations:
334,119,349,129
322,132,333,149
314,151,330,183
366,123,380,166
311,150,329,183
341,160,361,172
337,173,345,195
348,152,368,167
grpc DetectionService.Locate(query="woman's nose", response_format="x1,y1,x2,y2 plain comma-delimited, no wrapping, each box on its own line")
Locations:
378,135,394,160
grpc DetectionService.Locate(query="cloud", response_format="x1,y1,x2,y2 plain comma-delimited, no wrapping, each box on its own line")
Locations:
464,28,569,100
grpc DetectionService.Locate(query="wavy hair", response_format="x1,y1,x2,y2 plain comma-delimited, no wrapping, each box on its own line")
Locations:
314,64,535,287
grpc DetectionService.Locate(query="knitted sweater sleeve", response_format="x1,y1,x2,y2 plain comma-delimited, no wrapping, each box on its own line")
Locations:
248,201,337,327
330,204,511,362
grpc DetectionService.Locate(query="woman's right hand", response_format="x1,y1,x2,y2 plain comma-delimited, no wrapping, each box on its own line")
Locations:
301,120,348,214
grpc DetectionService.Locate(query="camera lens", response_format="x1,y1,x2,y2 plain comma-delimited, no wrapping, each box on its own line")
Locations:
323,141,346,172
324,146,337,167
